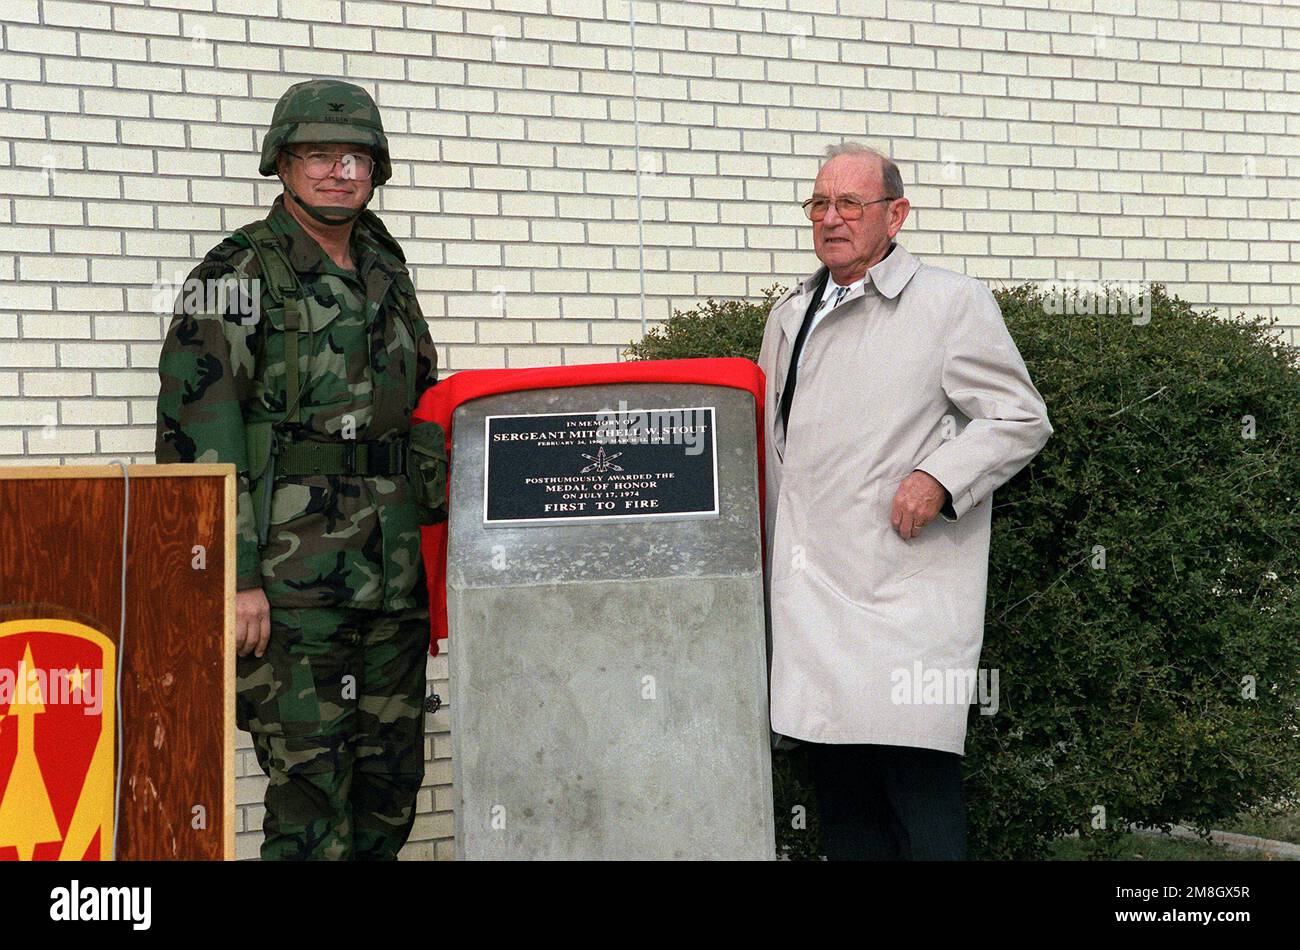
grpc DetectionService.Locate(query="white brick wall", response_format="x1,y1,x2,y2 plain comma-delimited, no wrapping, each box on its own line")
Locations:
3,0,1298,859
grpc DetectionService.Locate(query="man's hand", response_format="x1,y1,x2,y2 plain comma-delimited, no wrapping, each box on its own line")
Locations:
890,470,948,540
236,588,271,658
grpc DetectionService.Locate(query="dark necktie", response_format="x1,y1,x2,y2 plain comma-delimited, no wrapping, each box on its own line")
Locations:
780,271,844,433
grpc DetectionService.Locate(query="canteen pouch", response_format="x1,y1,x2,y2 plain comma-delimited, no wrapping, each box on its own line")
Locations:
407,420,448,525
246,421,278,547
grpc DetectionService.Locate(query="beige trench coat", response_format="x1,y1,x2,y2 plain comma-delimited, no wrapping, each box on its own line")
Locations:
757,244,1052,754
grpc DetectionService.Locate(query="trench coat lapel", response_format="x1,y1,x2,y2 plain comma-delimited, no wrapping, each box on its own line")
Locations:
868,243,921,299
776,243,922,347
777,267,828,347
767,244,924,458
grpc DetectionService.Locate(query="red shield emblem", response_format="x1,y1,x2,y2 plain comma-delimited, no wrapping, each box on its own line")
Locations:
0,619,116,860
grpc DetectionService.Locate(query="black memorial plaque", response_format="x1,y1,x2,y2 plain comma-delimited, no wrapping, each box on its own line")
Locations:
483,406,719,526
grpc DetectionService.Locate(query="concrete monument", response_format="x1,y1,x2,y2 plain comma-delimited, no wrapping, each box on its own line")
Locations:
446,382,773,860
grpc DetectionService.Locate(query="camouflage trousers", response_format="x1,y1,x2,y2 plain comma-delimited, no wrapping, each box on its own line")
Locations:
236,602,429,860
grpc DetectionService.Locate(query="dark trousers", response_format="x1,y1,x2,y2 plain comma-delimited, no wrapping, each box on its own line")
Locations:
808,742,968,860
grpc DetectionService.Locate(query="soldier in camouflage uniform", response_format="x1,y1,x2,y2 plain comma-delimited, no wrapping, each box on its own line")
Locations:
155,79,448,860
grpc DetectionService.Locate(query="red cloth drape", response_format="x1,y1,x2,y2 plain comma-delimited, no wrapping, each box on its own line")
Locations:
412,357,767,655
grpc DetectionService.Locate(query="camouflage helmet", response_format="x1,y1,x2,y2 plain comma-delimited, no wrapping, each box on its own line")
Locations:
259,79,392,186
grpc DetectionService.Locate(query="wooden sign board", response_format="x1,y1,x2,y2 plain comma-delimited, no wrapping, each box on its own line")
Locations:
0,464,235,860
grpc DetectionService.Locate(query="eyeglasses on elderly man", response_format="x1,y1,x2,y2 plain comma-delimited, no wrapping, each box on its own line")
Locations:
801,195,896,221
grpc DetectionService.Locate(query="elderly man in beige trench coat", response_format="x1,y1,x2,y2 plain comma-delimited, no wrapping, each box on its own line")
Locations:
757,143,1053,860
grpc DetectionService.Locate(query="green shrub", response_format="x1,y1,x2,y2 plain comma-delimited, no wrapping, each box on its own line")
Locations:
627,282,1300,860
623,287,778,362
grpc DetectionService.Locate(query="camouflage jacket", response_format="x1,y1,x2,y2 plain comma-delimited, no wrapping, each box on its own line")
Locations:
155,196,438,612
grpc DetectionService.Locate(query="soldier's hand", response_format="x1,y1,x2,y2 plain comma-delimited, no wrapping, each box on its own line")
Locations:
236,588,272,658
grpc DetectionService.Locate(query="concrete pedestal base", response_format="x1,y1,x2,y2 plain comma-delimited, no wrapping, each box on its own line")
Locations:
447,383,773,860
